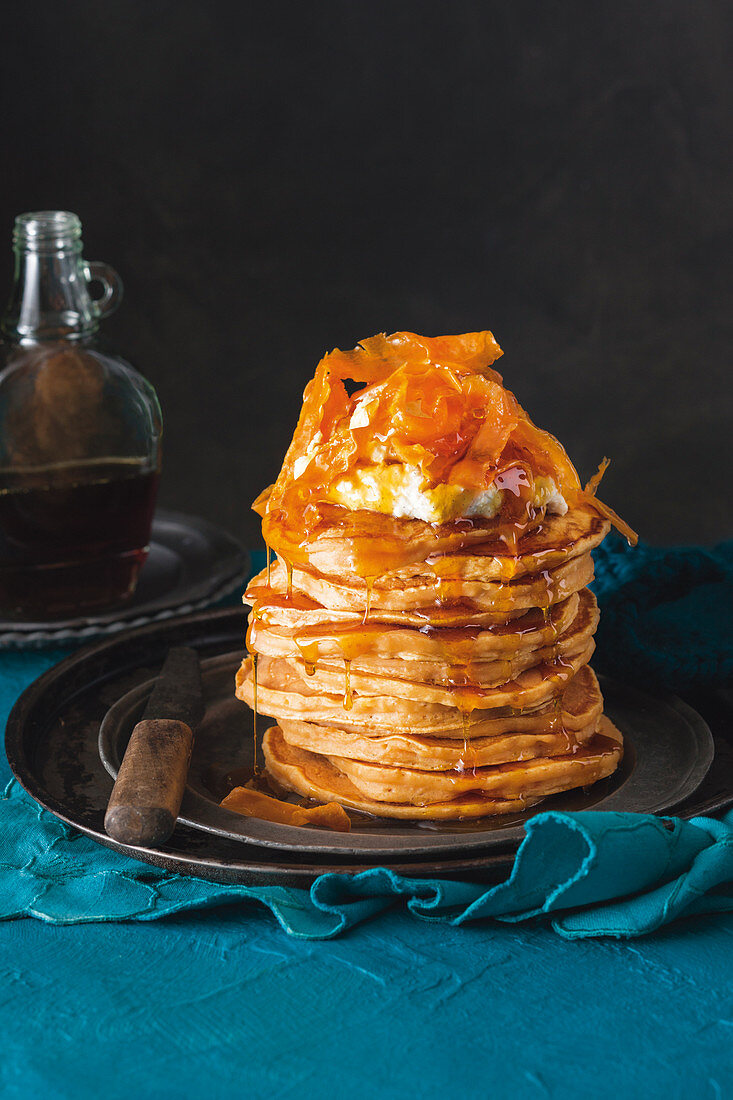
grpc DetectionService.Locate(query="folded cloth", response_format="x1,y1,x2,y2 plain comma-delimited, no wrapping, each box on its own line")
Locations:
1,538,732,939
2,780,733,939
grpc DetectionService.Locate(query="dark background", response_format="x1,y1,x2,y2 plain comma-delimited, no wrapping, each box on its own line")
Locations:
2,0,731,548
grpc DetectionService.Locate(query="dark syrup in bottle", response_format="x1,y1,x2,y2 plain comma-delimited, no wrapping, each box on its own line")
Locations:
0,459,159,617
0,211,162,619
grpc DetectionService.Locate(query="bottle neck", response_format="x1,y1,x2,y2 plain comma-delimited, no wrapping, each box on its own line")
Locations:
2,212,121,345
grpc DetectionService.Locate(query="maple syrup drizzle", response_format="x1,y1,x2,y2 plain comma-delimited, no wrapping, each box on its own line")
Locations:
551,692,574,754
285,559,293,599
266,542,272,586
251,652,259,775
294,634,319,675
457,709,479,776
363,576,374,625
500,525,520,562
537,572,567,709
343,658,353,710
244,616,261,776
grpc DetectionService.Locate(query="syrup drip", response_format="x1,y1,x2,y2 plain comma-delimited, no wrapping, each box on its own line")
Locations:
293,622,381,667
546,649,575,684
294,635,319,675
343,658,353,710
266,542,272,586
285,559,293,599
551,692,574,754
457,709,479,777
244,616,261,777
251,652,259,775
455,698,480,776
540,589,561,666
499,525,520,562
363,576,374,625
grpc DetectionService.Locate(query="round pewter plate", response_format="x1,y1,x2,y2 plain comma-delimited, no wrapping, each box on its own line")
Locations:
0,510,249,649
6,608,728,886
98,651,715,858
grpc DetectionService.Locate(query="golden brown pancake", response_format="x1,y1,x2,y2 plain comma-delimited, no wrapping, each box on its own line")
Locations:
251,589,596,686
243,637,595,712
250,592,580,664
262,719,623,819
247,567,534,628
293,503,609,584
288,550,595,614
278,714,600,770
236,660,604,738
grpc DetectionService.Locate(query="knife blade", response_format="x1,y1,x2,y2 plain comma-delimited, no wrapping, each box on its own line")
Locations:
104,646,204,847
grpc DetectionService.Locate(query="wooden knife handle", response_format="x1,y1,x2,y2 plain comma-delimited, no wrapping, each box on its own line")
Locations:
104,718,193,847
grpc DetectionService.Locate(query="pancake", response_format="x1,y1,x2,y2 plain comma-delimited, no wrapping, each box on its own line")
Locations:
236,660,604,738
273,502,548,580
244,637,595,712
251,589,596,683
262,719,623,819
249,592,581,664
330,721,621,803
294,503,609,584
278,714,600,770
288,549,595,614
246,568,533,629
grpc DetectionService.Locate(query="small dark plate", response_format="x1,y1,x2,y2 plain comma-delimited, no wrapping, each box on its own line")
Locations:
97,653,714,858
0,511,249,649
6,608,731,886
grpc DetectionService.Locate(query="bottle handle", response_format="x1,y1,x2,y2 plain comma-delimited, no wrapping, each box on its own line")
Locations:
84,261,124,319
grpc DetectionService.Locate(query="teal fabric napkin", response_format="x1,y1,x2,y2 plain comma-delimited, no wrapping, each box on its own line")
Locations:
3,780,733,939
1,538,732,939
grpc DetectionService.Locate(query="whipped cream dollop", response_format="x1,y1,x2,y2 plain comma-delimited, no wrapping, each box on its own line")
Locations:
328,463,568,524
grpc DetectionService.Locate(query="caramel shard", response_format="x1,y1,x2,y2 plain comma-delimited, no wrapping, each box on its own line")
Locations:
220,785,351,832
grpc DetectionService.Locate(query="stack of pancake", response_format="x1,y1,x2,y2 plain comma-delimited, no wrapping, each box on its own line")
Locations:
235,331,634,820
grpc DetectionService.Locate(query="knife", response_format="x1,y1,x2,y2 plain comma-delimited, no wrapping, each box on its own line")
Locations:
104,646,205,847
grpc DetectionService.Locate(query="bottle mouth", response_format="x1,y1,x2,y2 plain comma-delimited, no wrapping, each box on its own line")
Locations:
13,211,82,251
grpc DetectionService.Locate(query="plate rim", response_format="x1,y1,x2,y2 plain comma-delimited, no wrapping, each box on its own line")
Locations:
5,606,728,886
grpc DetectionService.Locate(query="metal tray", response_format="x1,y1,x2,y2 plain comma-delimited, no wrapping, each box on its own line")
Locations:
0,510,249,648
6,608,730,886
98,653,714,858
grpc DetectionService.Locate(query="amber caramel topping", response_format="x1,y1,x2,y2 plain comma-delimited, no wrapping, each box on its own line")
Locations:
221,786,351,831
253,331,636,577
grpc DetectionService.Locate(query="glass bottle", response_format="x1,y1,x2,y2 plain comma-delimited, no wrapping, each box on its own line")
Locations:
0,211,162,619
